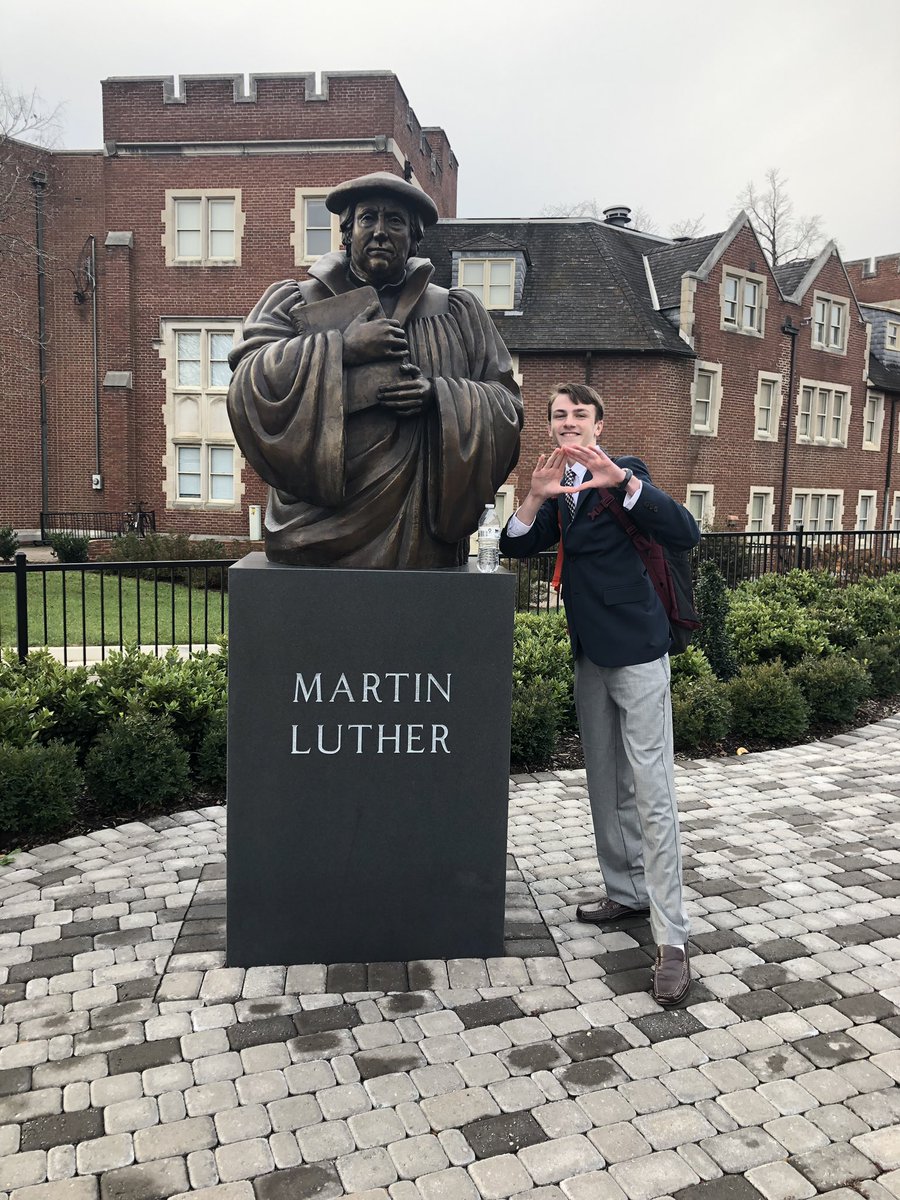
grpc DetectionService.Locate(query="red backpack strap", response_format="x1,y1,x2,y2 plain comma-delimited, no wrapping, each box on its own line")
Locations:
590,490,679,620
551,508,563,592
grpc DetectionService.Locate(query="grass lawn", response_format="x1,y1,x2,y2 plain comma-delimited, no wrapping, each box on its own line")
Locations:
0,567,228,649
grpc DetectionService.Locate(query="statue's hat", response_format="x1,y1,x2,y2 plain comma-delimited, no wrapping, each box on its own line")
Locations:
325,172,439,226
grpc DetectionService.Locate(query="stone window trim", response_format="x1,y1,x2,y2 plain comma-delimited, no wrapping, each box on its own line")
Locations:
790,488,844,533
686,484,715,529
892,491,900,535
690,361,723,437
862,391,885,452
162,189,245,267
811,290,849,355
746,487,775,533
855,490,879,532
753,371,783,442
719,265,767,337
158,318,245,512
290,188,341,266
795,378,852,448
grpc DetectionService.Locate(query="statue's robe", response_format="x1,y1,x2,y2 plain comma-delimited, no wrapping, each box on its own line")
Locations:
227,252,524,568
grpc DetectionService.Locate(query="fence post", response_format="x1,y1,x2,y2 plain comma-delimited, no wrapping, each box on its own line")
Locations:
14,552,29,663
794,523,804,570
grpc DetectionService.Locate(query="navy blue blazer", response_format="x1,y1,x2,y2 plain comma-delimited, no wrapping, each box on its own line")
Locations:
500,456,701,668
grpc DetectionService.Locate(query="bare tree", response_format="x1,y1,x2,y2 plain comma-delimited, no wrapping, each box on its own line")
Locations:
735,167,824,265
0,81,61,261
540,199,709,240
669,214,706,239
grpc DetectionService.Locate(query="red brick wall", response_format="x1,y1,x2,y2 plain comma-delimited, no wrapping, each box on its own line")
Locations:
845,255,900,306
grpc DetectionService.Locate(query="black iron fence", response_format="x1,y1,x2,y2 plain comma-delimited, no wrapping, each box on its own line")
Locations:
40,510,157,540
2,528,899,660
1,554,233,665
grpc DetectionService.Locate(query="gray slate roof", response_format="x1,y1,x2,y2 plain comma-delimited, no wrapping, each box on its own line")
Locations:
868,352,900,394
645,235,722,309
419,220,693,356
774,260,813,298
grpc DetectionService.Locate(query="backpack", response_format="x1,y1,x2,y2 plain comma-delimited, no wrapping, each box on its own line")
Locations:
590,489,701,654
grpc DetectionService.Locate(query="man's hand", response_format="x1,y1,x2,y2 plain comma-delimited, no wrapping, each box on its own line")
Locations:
561,445,633,492
342,301,410,366
378,364,433,417
528,447,571,502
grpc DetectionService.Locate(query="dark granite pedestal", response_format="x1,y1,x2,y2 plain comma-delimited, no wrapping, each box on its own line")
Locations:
226,553,516,966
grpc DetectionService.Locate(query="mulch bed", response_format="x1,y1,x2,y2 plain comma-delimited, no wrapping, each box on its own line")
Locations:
511,695,900,776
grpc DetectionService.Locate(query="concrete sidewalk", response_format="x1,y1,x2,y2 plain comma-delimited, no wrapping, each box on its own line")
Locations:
0,719,898,1199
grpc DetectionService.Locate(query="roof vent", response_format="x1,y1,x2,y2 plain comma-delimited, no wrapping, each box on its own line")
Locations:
603,205,632,227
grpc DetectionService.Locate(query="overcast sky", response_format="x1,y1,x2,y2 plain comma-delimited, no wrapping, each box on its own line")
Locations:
4,0,898,260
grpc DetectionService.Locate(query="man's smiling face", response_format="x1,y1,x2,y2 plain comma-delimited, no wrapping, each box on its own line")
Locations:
349,194,412,287
548,393,604,454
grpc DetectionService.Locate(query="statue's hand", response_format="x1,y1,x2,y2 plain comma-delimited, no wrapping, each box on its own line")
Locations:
343,302,409,366
378,367,433,417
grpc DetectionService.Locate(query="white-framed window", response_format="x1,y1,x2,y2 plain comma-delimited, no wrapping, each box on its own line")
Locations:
458,257,515,309
855,491,878,531
790,489,843,532
290,188,341,265
892,493,900,535
159,320,244,510
862,392,885,451
746,487,774,533
162,191,244,266
812,292,849,353
721,267,766,335
686,485,714,528
887,321,900,351
754,372,782,441
796,380,851,447
690,362,723,436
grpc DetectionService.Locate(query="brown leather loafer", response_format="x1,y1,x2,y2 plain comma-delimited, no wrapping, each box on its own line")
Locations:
576,897,651,925
652,943,691,1006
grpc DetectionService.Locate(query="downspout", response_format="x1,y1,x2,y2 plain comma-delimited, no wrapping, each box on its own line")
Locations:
777,319,800,529
883,395,898,525
89,236,101,479
31,172,49,522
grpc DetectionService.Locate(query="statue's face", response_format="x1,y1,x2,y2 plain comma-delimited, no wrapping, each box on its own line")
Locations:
349,194,413,286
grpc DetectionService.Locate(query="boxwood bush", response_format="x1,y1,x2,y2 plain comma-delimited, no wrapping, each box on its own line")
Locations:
84,710,190,818
727,661,810,742
790,653,870,724
0,741,83,842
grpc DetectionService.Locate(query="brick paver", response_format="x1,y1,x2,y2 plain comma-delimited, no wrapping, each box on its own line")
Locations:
0,716,898,1197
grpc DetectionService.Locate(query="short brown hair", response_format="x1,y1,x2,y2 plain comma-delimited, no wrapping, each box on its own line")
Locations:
547,383,604,422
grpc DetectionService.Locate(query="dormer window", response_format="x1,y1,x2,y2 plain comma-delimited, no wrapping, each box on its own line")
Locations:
721,268,765,335
459,257,515,310
887,320,899,350
812,292,848,353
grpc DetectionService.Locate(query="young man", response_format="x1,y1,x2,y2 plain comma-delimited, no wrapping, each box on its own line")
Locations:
500,383,701,1005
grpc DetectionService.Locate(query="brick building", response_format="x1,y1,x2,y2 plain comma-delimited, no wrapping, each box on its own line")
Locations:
0,72,456,539
2,72,896,543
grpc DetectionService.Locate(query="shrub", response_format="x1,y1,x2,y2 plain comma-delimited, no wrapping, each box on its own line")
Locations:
670,643,713,685
513,610,575,733
789,653,871,725
693,562,736,679
196,706,227,790
852,631,900,699
671,675,732,751
727,661,810,742
0,741,83,843
48,533,90,563
84,710,190,818
726,591,831,666
510,678,558,769
0,526,18,562
101,533,241,589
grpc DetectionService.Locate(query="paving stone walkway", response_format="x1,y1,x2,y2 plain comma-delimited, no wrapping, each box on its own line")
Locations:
1,716,899,1200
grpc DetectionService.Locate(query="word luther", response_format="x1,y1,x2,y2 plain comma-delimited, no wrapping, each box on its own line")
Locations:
293,672,451,705
291,723,450,756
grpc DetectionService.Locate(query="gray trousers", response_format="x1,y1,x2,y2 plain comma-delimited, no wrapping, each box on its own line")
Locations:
574,651,690,946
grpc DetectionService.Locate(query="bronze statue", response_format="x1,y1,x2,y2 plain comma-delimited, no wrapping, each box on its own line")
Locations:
227,173,523,568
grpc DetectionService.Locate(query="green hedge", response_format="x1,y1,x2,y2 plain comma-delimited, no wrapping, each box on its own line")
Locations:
2,569,899,842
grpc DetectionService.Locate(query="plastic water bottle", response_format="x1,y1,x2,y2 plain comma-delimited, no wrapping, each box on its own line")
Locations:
477,504,501,573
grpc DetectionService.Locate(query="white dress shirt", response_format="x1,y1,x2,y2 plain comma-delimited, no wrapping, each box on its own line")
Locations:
507,456,642,536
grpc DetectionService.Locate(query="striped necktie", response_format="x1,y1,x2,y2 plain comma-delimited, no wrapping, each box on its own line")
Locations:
562,467,577,520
